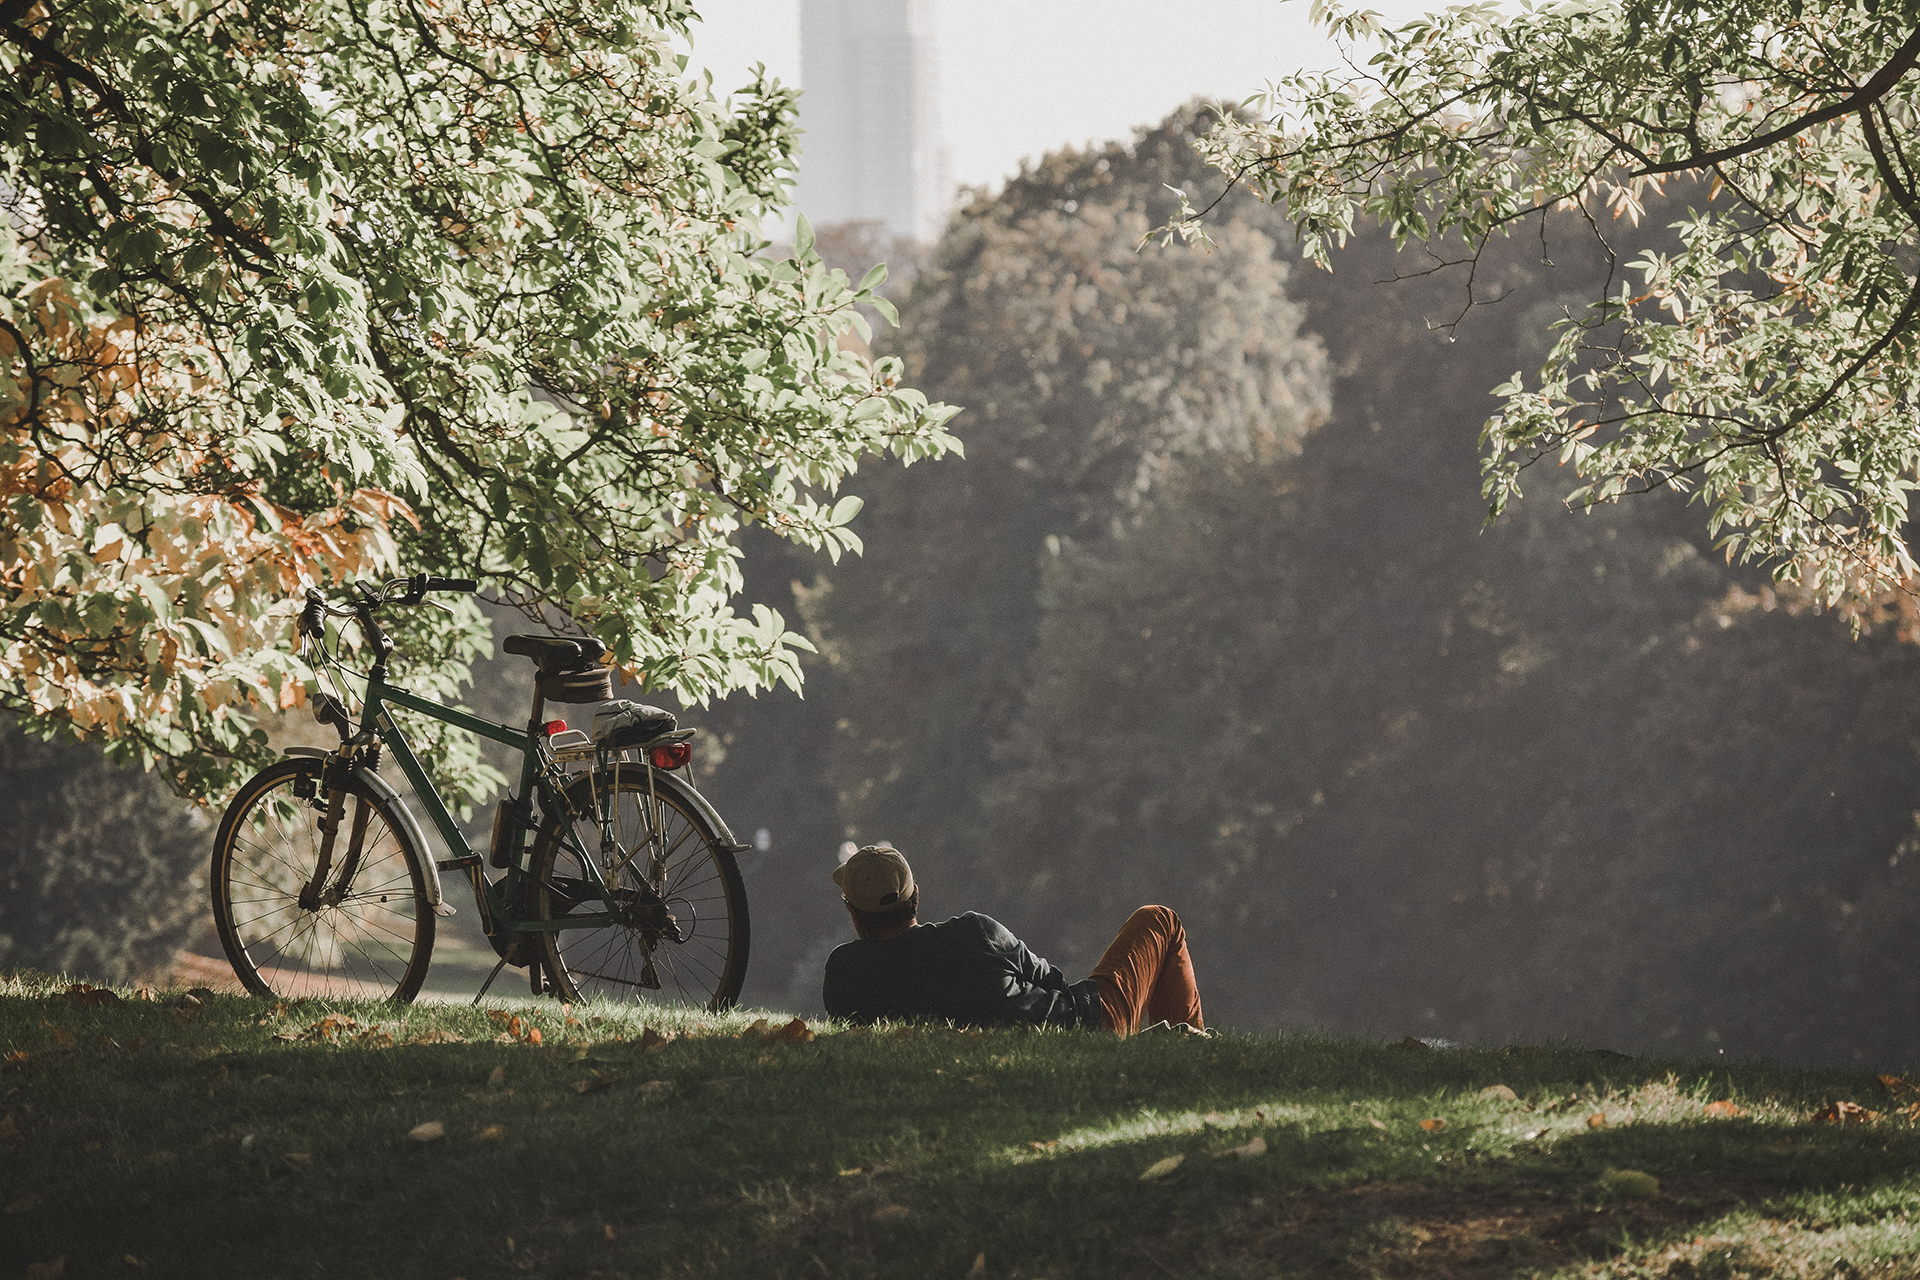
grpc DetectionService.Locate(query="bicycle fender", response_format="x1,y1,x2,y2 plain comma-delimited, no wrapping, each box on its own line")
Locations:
284,748,448,910
649,769,747,852
571,764,745,852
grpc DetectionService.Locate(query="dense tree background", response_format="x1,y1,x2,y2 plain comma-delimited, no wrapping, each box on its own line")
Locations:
0,715,208,982
693,108,1920,1071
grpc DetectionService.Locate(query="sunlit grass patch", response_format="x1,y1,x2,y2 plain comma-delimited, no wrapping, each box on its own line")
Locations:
4,970,1919,1278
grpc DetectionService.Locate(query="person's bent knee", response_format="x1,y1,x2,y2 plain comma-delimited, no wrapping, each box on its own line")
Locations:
1130,904,1180,933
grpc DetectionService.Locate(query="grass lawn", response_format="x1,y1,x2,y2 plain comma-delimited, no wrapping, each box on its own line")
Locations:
2,969,1917,1280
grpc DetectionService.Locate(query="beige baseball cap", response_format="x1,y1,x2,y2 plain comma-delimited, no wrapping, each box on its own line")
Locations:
833,845,916,913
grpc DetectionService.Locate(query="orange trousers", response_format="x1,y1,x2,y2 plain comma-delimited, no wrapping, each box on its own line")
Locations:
1090,905,1203,1035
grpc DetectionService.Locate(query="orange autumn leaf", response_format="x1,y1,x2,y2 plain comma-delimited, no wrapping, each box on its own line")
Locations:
1703,1100,1746,1118
1813,1101,1878,1125
1587,1113,1607,1129
770,1017,815,1045
1419,1118,1447,1132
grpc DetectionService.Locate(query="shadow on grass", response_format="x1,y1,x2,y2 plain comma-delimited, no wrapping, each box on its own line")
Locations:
2,987,1918,1279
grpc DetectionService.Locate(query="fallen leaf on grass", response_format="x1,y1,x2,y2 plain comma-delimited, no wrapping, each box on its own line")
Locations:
1587,1113,1608,1129
1028,1139,1058,1152
407,1121,446,1143
638,1027,673,1053
407,1029,465,1046
573,1071,619,1095
1703,1100,1746,1118
1397,1036,1430,1051
1878,1074,1915,1101
1420,1118,1447,1132
475,1125,506,1141
1600,1168,1660,1198
638,1080,674,1099
968,1254,986,1277
1813,1101,1878,1125
282,1013,358,1043
24,1257,62,1279
1368,1118,1388,1131
487,1066,507,1088
1216,1136,1267,1160
871,1204,909,1222
1,1114,18,1138
1139,1154,1184,1181
285,1153,312,1169
1479,1084,1518,1101
770,1018,814,1045
3,1050,29,1066
47,1025,76,1047
63,983,121,1007
738,1017,771,1040
169,997,202,1024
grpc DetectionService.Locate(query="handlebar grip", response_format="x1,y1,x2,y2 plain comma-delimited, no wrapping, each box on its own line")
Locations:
423,576,478,594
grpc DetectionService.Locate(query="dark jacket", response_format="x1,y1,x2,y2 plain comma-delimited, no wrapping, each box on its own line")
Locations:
822,912,1105,1029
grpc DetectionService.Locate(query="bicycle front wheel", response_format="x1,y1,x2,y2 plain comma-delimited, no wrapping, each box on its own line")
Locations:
531,770,748,1011
211,757,435,1002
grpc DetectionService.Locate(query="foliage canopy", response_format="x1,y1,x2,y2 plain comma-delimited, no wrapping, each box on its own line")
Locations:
0,0,955,800
1187,0,1920,610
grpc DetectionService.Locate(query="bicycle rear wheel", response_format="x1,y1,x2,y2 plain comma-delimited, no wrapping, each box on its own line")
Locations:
531,770,748,1011
211,757,435,1002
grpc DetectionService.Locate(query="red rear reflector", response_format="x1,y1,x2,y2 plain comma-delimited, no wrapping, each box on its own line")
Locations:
649,741,692,770
542,720,568,737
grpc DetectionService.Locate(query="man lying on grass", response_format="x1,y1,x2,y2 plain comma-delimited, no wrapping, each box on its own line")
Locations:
823,845,1207,1036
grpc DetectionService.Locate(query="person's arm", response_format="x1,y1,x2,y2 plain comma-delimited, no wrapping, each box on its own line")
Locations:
975,915,1075,1024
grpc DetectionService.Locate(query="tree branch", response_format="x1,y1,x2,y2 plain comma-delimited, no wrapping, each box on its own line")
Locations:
1632,27,1920,177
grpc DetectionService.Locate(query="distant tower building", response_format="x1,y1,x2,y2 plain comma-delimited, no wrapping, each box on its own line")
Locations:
796,0,948,243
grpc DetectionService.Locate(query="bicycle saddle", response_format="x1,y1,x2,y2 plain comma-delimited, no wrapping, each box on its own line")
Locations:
503,633,607,674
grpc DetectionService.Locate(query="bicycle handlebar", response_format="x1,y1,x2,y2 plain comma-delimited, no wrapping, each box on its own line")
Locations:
298,575,479,636
397,573,479,605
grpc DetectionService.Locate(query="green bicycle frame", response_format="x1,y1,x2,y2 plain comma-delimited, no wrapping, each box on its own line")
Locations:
359,675,619,934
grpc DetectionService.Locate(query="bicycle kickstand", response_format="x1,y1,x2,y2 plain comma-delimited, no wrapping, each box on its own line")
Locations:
472,957,510,1006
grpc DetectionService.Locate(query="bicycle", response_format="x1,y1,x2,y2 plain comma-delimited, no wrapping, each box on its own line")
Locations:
209,574,751,1010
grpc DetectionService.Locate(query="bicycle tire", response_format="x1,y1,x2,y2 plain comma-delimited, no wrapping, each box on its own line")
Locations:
530,769,748,1011
211,757,435,1002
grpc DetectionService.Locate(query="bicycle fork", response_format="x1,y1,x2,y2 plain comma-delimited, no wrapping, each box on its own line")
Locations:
300,757,371,911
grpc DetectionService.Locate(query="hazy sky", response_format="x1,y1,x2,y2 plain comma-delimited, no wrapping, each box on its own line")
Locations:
682,0,1440,193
